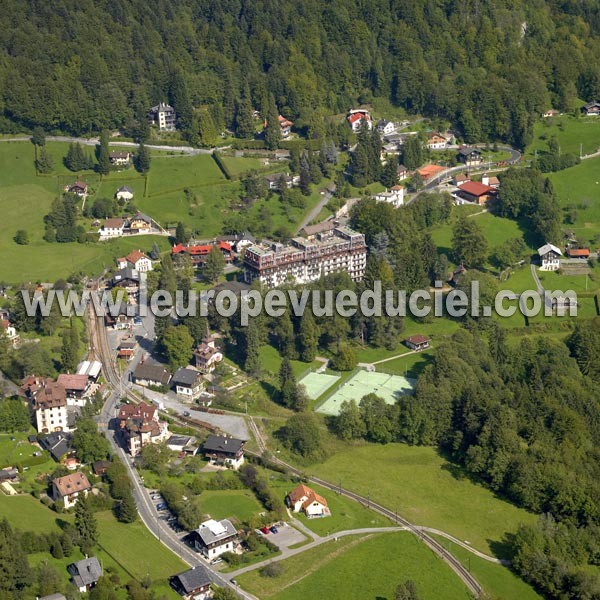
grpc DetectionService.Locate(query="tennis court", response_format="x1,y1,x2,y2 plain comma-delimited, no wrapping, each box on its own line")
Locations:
299,372,341,400
316,370,415,416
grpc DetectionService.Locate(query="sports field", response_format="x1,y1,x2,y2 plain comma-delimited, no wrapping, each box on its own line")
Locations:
316,370,415,415
299,372,340,400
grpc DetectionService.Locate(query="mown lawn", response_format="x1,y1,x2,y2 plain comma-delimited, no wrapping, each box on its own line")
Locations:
548,156,600,244
237,533,472,600
528,115,600,158
309,444,537,557
292,482,391,536
430,534,543,600
0,432,40,466
95,510,188,580
375,350,434,378
198,489,263,523
0,494,72,533
217,156,268,176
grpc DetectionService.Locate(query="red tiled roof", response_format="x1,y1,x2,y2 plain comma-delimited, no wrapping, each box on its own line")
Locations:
348,113,369,124
118,401,156,421
406,335,430,345
288,483,314,504
172,242,231,256
458,181,494,196
417,164,445,178
53,472,91,497
125,250,149,264
57,374,89,391
301,491,328,510
567,248,590,257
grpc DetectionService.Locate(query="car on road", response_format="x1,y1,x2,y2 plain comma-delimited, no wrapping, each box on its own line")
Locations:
269,526,278,534
260,526,270,534
183,411,191,417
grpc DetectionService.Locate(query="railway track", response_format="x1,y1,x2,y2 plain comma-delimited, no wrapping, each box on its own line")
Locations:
87,294,483,598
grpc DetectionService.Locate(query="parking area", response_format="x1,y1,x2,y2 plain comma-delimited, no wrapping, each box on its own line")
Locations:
259,522,307,549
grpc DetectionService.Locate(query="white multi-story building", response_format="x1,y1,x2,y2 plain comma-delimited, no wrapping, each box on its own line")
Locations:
373,185,405,207
22,377,69,433
148,102,177,131
243,227,367,288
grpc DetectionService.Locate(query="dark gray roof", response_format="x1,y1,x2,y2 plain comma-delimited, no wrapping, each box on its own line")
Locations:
133,362,171,385
172,368,202,387
0,468,18,481
194,519,237,546
203,435,245,455
112,268,140,284
117,186,133,194
167,434,196,448
171,566,212,593
39,432,73,461
68,557,102,588
458,147,481,156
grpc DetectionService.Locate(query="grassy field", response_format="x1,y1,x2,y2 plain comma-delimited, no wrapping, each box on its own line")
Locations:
217,155,268,176
0,432,40,466
237,533,472,600
309,444,536,557
548,156,600,244
430,534,543,600
528,115,600,158
0,494,72,533
293,482,391,536
376,350,434,378
197,489,263,523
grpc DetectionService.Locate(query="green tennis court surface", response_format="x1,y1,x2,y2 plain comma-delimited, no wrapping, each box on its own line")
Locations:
316,370,415,416
299,372,341,399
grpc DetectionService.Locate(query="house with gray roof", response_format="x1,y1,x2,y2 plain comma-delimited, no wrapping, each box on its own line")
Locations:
67,556,102,592
39,431,74,462
190,519,238,559
132,362,172,388
202,435,245,469
170,565,212,599
171,368,205,401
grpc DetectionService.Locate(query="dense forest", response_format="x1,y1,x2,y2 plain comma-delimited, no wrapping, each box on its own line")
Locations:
1,0,600,147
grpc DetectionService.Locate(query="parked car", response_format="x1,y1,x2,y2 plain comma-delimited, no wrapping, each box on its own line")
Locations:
210,558,223,566
260,526,270,534
152,494,162,501
269,526,278,534
183,411,190,417
156,503,167,511
133,317,142,325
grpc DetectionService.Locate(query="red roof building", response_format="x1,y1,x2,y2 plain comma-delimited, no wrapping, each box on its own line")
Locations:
566,248,590,258
457,181,496,205
171,242,232,265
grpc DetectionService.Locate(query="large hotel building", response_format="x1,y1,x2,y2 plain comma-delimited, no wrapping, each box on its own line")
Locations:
243,226,367,287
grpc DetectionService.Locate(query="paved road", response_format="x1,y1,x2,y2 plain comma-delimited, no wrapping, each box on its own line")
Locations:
0,135,211,155
295,184,336,234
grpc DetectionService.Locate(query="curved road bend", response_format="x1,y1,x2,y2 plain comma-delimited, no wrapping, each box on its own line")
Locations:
87,300,256,600
89,297,484,598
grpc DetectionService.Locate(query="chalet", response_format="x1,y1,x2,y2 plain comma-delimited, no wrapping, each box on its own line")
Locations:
148,102,176,131
405,335,431,352
263,173,299,190
194,336,223,374
99,217,126,239
347,109,372,132
111,268,141,299
0,468,19,483
456,181,496,205
115,186,134,202
109,151,131,166
1,319,19,347
171,242,233,266
104,303,133,330
216,232,256,253
40,431,74,462
191,519,238,559
171,368,205,401
481,174,500,189
170,566,212,600
64,181,88,197
457,147,482,166
566,247,590,259
542,109,559,118
373,185,404,208
92,460,111,476
426,132,448,150
117,339,137,360
538,243,562,271
67,557,102,593
278,115,293,138
132,362,171,388
117,401,169,456
167,434,198,456
396,164,408,181
454,173,470,186
582,101,600,116
376,119,395,135
128,212,154,233
117,249,153,272
287,483,330,518
25,378,69,434
203,435,245,469
76,360,102,382
57,374,90,406
52,472,91,509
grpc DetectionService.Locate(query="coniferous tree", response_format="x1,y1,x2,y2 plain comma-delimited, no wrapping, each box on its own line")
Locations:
74,496,98,552
31,127,46,147
97,130,111,175
135,143,150,174
204,246,226,284
0,518,32,594
234,94,255,138
381,155,399,188
298,311,318,362
244,319,262,376
116,490,137,523
264,97,281,150
35,147,55,174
